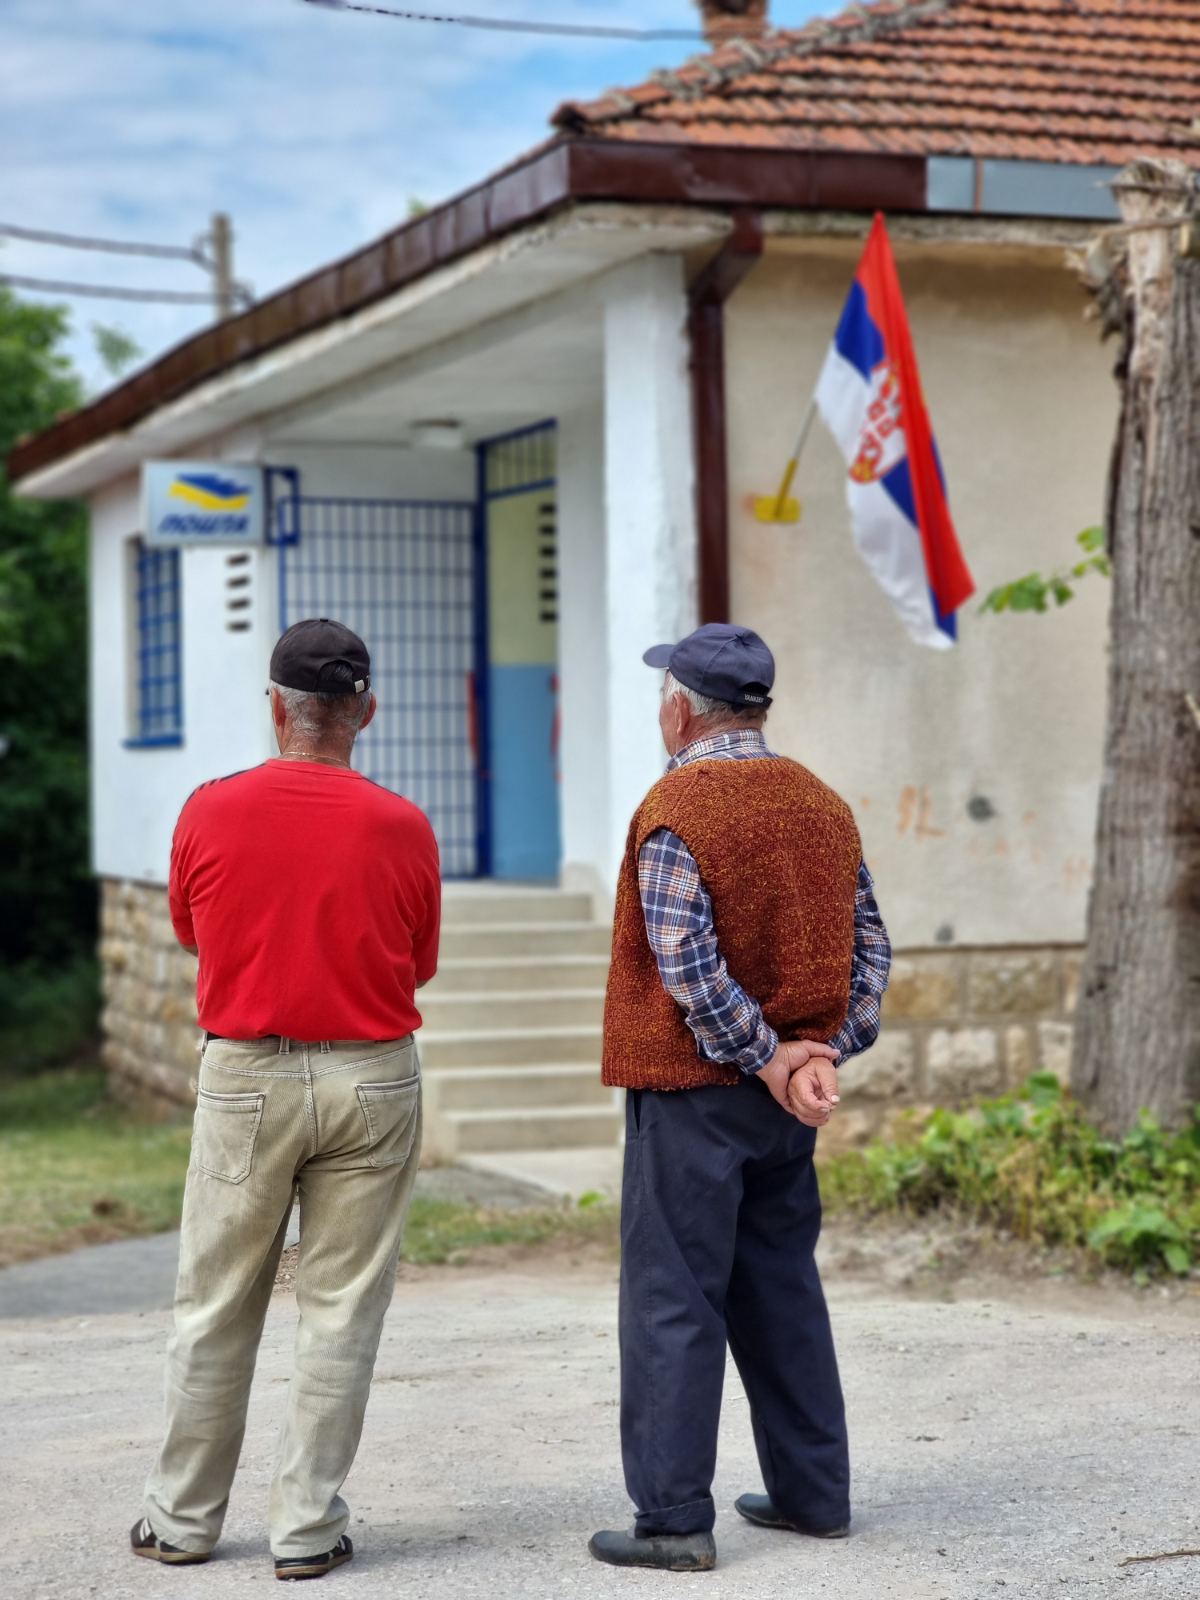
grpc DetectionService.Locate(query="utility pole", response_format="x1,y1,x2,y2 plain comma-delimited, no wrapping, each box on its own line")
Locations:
209,212,235,321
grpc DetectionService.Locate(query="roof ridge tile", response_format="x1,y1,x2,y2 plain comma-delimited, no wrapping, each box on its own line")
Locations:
552,0,951,131
550,0,1200,173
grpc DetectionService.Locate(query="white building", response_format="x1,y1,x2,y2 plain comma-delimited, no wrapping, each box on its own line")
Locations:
14,0,1188,1156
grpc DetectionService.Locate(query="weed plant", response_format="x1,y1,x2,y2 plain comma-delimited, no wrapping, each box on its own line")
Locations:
822,1073,1200,1282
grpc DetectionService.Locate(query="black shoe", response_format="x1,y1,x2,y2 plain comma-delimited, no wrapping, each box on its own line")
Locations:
588,1527,716,1572
275,1535,353,1581
734,1494,849,1538
130,1517,211,1565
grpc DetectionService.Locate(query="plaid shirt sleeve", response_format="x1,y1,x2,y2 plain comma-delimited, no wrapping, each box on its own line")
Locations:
637,828,779,1074
827,862,892,1061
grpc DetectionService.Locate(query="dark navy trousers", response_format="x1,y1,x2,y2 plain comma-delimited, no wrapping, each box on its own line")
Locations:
618,1076,850,1538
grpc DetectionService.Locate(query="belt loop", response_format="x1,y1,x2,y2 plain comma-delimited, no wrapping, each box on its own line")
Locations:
320,1040,331,1055
278,1036,291,1056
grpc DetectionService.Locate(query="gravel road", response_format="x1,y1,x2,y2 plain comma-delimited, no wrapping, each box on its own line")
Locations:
3,1246,1198,1600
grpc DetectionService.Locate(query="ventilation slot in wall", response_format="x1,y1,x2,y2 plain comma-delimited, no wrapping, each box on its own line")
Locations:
224,550,254,633
538,500,558,626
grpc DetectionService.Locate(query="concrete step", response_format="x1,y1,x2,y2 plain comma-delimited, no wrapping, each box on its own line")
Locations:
446,1104,624,1154
419,989,605,1032
429,1063,611,1112
437,922,611,960
418,1025,602,1070
428,956,610,995
440,887,595,926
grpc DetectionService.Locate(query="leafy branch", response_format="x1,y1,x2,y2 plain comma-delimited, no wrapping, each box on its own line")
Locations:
980,526,1111,614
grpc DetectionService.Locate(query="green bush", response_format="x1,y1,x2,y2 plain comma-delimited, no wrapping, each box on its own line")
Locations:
1,289,97,1075
0,955,99,1078
822,1073,1200,1283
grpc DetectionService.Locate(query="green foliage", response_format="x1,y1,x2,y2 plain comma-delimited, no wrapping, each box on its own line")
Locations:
0,288,96,1058
91,321,141,380
1086,1205,1192,1278
822,1075,1200,1283
979,526,1111,614
0,955,99,1078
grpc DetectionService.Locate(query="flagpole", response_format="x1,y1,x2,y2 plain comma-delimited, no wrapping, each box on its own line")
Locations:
772,396,818,518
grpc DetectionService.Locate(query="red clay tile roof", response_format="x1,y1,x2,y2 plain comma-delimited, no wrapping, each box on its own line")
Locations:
553,0,1200,169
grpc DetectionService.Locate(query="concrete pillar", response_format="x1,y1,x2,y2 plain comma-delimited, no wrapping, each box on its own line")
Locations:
602,256,698,890
557,403,611,904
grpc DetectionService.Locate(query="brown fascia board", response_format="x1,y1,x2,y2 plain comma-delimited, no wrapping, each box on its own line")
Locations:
7,138,925,488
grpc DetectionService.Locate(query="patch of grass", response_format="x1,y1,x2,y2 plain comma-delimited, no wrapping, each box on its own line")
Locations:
0,1067,620,1272
401,1194,618,1266
821,1073,1200,1283
0,1067,192,1266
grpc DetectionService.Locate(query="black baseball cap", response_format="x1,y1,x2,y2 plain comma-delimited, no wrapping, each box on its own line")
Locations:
270,618,371,696
643,623,774,709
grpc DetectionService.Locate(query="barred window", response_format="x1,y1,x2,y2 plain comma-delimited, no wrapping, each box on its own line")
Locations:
128,538,183,746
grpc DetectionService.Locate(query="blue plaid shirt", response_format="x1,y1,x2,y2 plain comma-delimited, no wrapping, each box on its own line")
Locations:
638,728,892,1075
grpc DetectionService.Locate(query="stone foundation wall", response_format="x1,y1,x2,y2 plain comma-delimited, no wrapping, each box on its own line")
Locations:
100,879,201,1118
827,947,1081,1149
100,878,1082,1139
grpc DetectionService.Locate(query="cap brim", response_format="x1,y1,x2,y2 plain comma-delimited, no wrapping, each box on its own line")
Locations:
642,643,675,669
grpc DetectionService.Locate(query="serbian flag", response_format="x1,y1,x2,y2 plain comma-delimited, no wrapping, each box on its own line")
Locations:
815,214,974,648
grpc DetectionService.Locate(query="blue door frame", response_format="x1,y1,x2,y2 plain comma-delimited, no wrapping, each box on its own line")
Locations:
476,421,560,882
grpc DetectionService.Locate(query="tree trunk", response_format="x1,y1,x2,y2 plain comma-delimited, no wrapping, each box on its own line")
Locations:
1071,159,1200,1132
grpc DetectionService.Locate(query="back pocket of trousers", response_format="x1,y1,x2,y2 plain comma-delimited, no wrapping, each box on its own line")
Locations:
193,1088,265,1183
356,1078,420,1169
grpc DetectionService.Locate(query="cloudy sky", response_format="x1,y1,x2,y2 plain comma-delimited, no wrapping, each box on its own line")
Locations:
0,0,827,392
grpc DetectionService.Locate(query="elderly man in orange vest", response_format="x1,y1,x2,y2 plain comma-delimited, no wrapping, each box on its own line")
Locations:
589,623,892,1573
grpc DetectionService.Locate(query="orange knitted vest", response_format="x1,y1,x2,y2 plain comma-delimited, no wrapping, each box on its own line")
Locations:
602,758,861,1091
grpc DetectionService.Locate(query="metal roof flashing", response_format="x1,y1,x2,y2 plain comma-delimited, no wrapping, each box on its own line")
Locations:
11,198,741,500
8,134,1123,497
8,138,928,496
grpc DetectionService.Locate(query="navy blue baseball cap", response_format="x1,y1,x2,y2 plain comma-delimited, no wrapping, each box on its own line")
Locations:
643,623,774,709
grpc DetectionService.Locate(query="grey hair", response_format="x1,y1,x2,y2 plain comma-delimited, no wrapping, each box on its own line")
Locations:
271,682,371,741
662,669,729,720
662,670,766,726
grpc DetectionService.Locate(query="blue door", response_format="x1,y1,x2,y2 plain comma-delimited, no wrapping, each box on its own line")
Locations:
479,423,560,881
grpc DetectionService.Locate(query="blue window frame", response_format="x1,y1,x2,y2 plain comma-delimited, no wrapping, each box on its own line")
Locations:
127,538,183,747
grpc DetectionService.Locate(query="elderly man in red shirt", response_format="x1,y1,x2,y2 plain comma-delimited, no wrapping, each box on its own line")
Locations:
130,618,440,1583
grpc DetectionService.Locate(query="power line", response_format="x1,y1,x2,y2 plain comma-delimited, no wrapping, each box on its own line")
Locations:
0,220,206,265
299,0,705,41
0,272,222,305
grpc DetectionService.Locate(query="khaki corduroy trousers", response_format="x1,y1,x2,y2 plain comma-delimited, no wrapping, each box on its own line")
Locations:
143,1033,421,1558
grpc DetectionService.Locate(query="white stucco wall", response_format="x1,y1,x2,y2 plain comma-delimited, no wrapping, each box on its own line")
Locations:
90,472,277,885
275,445,474,503
725,240,1113,949
557,403,610,901
600,256,699,887
86,232,1111,937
